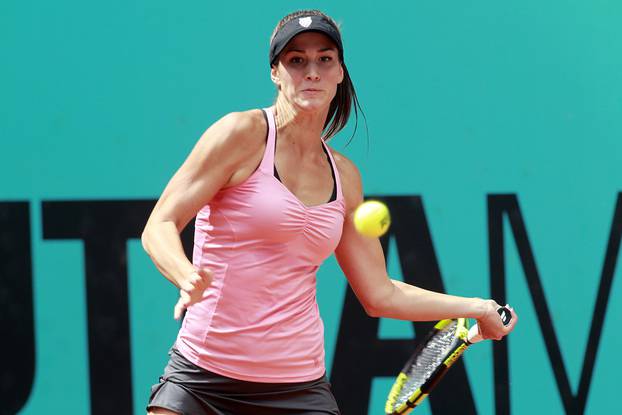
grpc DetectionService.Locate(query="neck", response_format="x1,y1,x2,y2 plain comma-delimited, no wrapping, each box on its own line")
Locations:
273,96,330,153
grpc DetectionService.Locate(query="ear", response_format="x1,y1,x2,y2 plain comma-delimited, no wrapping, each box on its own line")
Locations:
270,66,280,85
338,63,344,84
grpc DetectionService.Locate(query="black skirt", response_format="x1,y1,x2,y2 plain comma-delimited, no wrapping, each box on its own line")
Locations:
147,347,341,415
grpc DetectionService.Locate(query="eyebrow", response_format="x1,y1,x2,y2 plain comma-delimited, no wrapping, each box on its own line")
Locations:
285,47,337,53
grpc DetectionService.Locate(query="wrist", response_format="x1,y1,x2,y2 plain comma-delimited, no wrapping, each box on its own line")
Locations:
469,297,488,319
174,262,197,288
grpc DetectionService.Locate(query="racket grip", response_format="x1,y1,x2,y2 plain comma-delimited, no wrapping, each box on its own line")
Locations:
467,306,512,343
498,306,512,325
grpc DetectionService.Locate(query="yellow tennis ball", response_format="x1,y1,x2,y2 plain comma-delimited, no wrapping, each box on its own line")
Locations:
353,200,391,237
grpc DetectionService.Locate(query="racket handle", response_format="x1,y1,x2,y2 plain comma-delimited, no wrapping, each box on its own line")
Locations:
467,306,512,343
498,307,512,325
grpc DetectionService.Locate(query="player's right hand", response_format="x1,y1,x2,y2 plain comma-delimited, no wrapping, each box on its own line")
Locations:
173,268,213,320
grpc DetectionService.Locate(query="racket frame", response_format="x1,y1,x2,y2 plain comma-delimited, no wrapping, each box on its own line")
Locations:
385,307,511,414
385,318,471,415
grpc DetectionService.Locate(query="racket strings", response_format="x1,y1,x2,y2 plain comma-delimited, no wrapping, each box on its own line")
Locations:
394,320,460,405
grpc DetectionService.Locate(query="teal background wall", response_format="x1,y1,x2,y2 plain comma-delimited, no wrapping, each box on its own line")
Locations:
2,1,621,413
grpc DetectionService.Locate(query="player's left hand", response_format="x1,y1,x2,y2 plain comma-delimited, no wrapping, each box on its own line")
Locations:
476,300,518,340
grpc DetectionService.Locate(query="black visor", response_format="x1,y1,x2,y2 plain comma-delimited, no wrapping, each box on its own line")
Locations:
269,15,344,65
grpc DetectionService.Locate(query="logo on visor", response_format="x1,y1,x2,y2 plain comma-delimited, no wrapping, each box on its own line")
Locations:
299,17,312,28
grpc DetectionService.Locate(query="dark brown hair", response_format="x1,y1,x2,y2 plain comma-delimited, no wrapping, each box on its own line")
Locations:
270,10,367,143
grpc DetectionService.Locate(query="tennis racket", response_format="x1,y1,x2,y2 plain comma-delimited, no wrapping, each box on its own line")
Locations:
384,307,512,414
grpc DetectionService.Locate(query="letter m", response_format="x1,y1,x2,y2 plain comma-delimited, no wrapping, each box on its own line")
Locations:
488,193,622,415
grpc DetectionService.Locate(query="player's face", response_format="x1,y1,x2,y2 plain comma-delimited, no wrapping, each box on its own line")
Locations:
271,32,344,113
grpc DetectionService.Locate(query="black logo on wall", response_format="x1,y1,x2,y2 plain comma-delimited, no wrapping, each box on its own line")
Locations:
1,194,620,415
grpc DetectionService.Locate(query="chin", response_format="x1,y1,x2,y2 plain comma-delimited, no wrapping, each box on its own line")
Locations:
294,98,330,113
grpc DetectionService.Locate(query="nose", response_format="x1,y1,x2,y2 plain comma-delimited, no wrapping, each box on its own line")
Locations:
305,63,320,81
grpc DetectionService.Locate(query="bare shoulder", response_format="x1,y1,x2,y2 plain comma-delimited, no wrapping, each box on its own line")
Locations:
187,108,268,176
202,109,266,157
223,109,266,139
203,109,269,187
330,148,364,213
331,149,361,184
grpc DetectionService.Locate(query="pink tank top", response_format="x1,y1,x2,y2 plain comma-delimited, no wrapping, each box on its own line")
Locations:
175,107,346,383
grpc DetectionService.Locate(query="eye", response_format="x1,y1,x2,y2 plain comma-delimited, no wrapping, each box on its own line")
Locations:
289,56,304,64
320,56,333,62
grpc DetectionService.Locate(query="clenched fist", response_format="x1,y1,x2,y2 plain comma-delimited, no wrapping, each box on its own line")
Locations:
174,268,213,320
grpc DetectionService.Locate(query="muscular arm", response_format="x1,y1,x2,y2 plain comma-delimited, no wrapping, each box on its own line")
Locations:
141,110,265,288
332,152,517,339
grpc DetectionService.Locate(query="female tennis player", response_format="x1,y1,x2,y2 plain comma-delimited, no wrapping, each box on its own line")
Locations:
141,9,518,415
